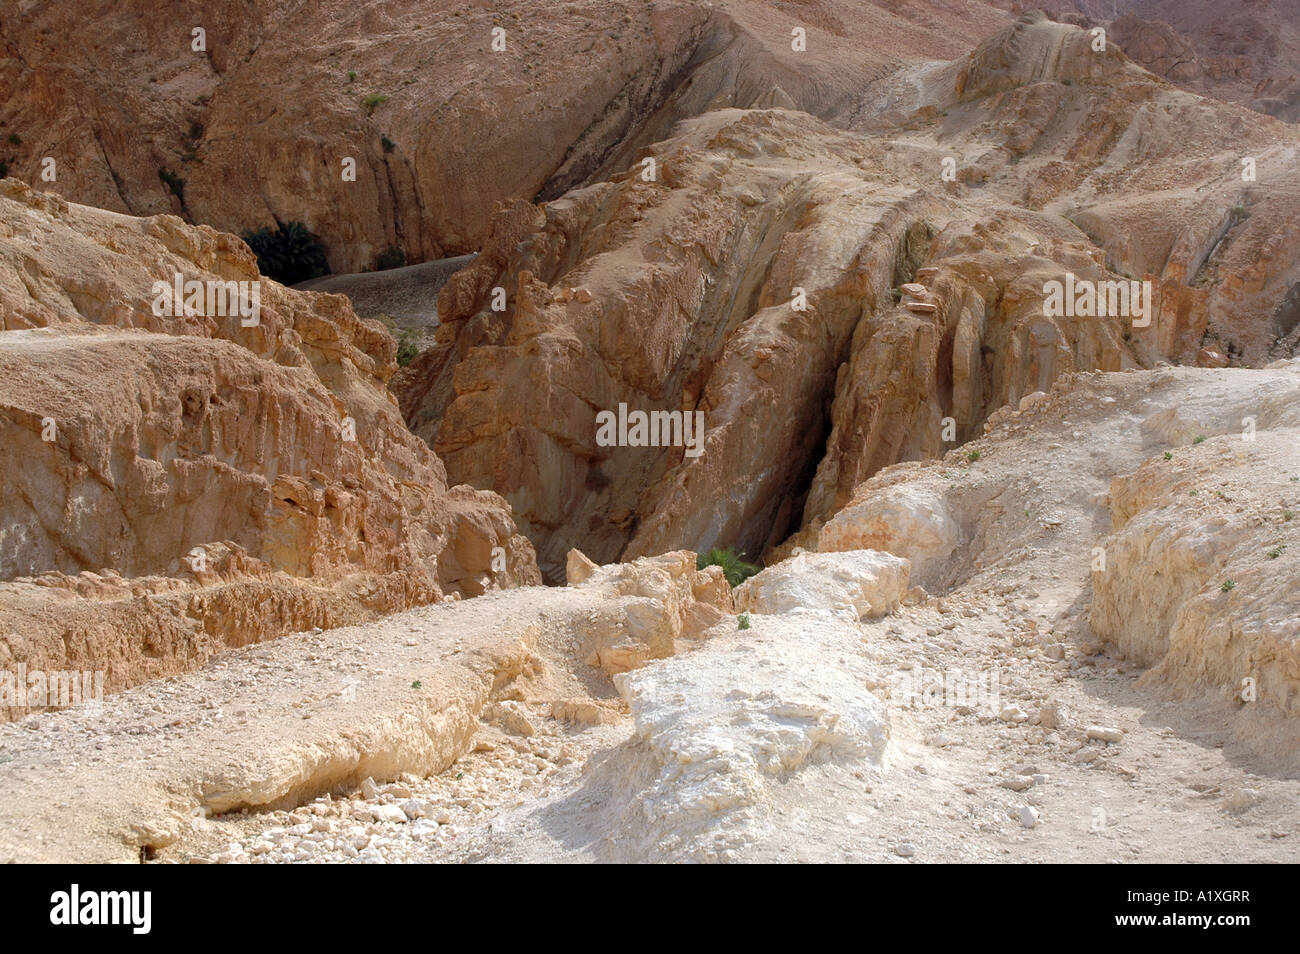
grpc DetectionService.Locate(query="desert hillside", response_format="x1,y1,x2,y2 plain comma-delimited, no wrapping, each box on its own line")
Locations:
0,0,1296,873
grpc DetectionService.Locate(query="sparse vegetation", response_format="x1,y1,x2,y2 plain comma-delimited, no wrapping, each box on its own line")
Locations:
697,547,760,588
157,167,185,200
381,135,395,153
362,93,388,116
411,679,422,689
241,221,330,285
374,245,405,271
396,330,420,366
1221,580,1235,592
1193,434,1207,444
967,449,981,463
7,133,20,146
1163,451,1173,460
1267,544,1286,560
375,313,422,366
347,70,357,83
737,612,751,630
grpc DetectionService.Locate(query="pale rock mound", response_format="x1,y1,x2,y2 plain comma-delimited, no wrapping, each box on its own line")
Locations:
597,613,889,861
564,550,733,674
734,550,910,621
815,487,959,589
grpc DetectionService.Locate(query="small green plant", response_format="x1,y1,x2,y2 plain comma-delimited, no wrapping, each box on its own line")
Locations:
362,93,388,116
347,70,357,82
737,612,751,631
697,547,760,588
1267,544,1286,560
890,287,902,304
7,133,20,146
1189,489,1199,496
455,771,464,780
1286,511,1295,522
966,449,981,463
411,679,422,689
381,135,395,154
396,329,420,367
1193,434,1207,445
1163,451,1173,460
1221,580,1235,592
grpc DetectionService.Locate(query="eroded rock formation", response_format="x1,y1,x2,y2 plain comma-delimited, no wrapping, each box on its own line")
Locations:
395,15,1300,579
0,178,537,713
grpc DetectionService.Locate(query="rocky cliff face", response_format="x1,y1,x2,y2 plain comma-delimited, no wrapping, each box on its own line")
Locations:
1038,0,1300,122
0,177,538,710
0,0,1013,274
393,14,1300,580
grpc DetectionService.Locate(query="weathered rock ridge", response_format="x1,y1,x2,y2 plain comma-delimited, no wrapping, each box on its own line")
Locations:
0,178,537,716
395,15,1300,579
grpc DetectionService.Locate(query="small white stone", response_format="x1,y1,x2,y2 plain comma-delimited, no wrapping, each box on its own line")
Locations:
999,705,1029,724
1019,805,1040,829
1086,725,1124,744
372,804,408,824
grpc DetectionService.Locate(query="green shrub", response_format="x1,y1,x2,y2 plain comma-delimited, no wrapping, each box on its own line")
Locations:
396,329,421,367
737,612,751,631
697,547,760,588
362,93,388,116
381,135,395,154
241,221,330,285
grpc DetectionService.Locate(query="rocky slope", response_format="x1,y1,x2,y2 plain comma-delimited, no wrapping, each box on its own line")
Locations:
2,359,1295,863
0,178,537,717
0,0,1014,273
0,0,1297,865
1039,0,1300,122
394,14,1300,579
